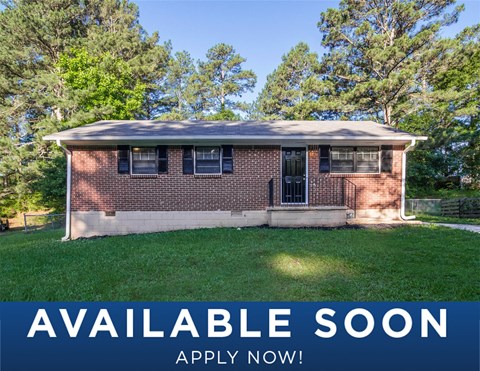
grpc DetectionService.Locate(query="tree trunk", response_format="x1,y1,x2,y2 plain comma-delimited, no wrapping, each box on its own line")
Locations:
52,77,64,121
52,107,63,121
221,69,225,109
383,105,392,126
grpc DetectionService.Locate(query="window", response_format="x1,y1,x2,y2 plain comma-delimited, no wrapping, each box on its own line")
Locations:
331,146,379,173
131,147,157,174
356,147,379,173
331,147,354,173
195,146,221,174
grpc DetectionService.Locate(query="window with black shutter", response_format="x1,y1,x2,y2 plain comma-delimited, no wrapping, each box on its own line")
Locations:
381,145,393,173
117,146,130,174
131,147,157,174
195,146,221,174
319,145,330,173
183,146,194,174
222,145,233,173
157,146,168,173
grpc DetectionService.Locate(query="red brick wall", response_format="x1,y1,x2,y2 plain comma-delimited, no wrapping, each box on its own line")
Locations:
71,144,403,213
71,146,280,212
308,145,403,210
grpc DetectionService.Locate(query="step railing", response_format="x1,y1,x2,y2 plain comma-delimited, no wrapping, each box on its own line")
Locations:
268,177,356,217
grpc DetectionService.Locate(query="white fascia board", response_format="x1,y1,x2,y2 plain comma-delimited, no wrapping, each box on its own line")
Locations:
43,135,428,143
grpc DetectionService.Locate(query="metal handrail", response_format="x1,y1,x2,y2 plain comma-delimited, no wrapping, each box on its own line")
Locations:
268,176,356,216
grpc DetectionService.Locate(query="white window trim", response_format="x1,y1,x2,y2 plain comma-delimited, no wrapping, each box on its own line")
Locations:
330,146,381,174
194,146,223,175
130,146,158,176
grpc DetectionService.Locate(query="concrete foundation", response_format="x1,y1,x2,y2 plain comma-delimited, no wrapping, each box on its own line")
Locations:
71,210,269,239
70,207,395,239
354,208,400,220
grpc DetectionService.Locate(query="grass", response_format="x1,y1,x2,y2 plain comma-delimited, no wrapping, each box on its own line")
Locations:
413,213,480,225
0,226,478,301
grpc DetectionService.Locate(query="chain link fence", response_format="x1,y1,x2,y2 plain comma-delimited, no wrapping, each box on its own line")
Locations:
23,213,66,232
405,199,442,216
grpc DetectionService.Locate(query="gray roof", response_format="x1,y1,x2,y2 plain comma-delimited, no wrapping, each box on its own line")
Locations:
43,120,427,145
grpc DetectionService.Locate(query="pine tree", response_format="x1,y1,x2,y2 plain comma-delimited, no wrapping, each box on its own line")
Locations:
197,43,256,114
158,51,197,120
256,42,322,120
318,0,463,126
402,25,480,190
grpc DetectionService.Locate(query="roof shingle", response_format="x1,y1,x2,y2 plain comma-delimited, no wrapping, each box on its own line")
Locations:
44,120,427,144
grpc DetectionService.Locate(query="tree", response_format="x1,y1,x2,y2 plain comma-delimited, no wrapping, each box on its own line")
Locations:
197,43,256,114
429,25,479,184
402,25,480,191
158,51,196,120
0,0,169,215
256,42,322,120
58,48,147,121
317,0,463,126
204,109,240,121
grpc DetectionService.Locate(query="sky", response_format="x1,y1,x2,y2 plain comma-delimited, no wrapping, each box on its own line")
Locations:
133,0,480,104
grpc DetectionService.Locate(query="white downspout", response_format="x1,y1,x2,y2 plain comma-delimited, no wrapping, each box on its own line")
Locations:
57,139,71,241
400,139,416,220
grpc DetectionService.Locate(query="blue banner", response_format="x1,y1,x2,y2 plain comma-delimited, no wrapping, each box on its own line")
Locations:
0,302,478,370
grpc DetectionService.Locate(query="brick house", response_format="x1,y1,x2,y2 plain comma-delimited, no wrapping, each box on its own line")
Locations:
44,120,427,240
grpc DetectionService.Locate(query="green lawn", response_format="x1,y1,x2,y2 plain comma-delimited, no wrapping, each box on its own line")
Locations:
0,226,478,301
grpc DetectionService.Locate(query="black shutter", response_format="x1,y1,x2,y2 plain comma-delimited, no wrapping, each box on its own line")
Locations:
157,145,168,173
117,145,130,174
381,145,393,173
222,145,233,173
319,145,330,173
183,145,194,174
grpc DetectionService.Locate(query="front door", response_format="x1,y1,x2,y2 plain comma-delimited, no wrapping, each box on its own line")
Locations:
282,148,306,204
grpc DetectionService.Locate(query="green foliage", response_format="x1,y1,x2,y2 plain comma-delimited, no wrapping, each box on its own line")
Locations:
197,43,256,113
58,48,146,121
30,155,67,212
402,25,480,191
204,109,240,121
256,42,323,120
0,0,169,216
157,111,188,121
317,0,463,126
413,213,480,225
158,51,197,120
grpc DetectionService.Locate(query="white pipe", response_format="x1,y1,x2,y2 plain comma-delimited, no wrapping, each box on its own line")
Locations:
56,139,71,241
400,139,416,220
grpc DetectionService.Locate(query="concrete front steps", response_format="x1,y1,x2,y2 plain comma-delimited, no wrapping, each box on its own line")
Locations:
267,206,348,227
